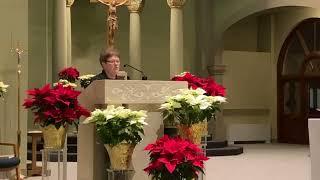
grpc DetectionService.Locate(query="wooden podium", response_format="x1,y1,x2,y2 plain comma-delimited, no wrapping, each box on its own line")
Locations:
77,80,187,180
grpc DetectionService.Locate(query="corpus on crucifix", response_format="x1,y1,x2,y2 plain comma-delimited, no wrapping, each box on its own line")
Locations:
98,0,128,48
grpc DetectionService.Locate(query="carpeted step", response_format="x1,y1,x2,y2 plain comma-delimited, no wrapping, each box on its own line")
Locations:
206,146,243,156
205,140,228,149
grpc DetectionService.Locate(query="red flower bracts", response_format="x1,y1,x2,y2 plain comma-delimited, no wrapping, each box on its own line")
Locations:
144,135,208,180
23,84,90,128
172,72,226,97
58,67,80,83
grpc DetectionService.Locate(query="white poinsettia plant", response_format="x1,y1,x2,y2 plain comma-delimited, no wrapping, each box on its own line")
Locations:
0,81,9,98
79,74,95,88
53,79,77,88
83,105,148,146
160,88,226,126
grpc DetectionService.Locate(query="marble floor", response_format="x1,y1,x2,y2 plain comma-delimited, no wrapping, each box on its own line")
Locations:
205,143,310,180
2,143,310,180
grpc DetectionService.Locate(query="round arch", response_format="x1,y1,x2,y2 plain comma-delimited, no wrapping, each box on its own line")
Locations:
221,0,318,32
277,18,320,144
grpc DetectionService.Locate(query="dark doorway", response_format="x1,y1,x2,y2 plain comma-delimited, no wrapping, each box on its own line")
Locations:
278,18,320,144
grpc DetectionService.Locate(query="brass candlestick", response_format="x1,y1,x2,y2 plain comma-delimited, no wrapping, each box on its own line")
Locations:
11,41,26,158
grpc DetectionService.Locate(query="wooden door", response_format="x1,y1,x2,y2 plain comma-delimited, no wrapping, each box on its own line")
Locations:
278,18,320,144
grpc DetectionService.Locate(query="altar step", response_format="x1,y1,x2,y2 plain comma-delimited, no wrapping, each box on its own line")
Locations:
203,137,243,157
27,135,77,162
164,128,244,156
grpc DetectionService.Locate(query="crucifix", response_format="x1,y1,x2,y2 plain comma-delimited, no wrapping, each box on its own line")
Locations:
98,0,128,48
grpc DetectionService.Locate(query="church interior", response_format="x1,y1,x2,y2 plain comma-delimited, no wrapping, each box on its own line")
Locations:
1,0,320,179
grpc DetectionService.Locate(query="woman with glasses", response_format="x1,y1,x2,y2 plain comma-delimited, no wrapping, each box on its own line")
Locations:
89,48,122,85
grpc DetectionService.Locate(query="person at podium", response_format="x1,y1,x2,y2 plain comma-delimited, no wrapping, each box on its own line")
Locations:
91,48,121,81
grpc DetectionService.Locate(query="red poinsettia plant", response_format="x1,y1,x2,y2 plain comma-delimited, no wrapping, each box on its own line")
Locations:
172,72,226,97
58,67,80,83
23,83,90,128
144,135,208,180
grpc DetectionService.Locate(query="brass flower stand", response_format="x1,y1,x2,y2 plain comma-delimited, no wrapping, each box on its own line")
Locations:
41,136,67,180
106,169,135,180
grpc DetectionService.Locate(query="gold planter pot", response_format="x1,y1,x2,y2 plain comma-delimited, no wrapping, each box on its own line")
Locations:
42,124,67,149
105,143,136,170
177,122,207,145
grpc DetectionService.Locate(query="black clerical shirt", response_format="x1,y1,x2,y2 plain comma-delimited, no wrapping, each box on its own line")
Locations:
84,71,111,88
86,70,123,88
90,70,111,81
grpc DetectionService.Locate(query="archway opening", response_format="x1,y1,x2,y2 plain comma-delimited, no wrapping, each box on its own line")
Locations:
278,18,320,144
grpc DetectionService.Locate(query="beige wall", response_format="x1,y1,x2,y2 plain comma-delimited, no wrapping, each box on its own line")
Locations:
220,51,271,140
224,16,259,52
0,0,28,170
223,14,271,52
223,51,272,109
28,0,52,130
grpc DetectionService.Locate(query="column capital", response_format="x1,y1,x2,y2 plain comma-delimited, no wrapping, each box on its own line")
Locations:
167,0,186,8
127,0,145,13
66,0,75,7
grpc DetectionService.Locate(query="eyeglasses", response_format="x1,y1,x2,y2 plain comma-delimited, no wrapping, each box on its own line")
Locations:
106,60,120,64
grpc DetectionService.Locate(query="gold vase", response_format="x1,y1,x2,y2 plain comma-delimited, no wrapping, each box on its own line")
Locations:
177,122,207,145
105,143,135,170
42,124,67,149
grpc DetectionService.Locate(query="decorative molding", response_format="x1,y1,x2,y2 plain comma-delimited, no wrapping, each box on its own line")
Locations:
97,0,128,6
207,64,227,76
106,81,186,104
167,0,186,8
127,0,145,13
66,0,75,7
89,80,187,104
89,0,128,6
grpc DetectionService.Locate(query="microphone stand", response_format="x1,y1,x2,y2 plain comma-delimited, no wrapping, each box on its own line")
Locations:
124,64,147,80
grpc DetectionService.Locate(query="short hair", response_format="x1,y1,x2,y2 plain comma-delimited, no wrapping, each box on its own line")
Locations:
99,48,120,65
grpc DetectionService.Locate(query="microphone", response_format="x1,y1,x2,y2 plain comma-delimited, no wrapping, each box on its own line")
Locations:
123,64,147,80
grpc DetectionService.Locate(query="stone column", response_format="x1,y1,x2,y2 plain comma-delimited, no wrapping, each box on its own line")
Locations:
195,0,214,77
66,0,75,66
52,0,68,82
127,0,145,80
167,0,186,78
